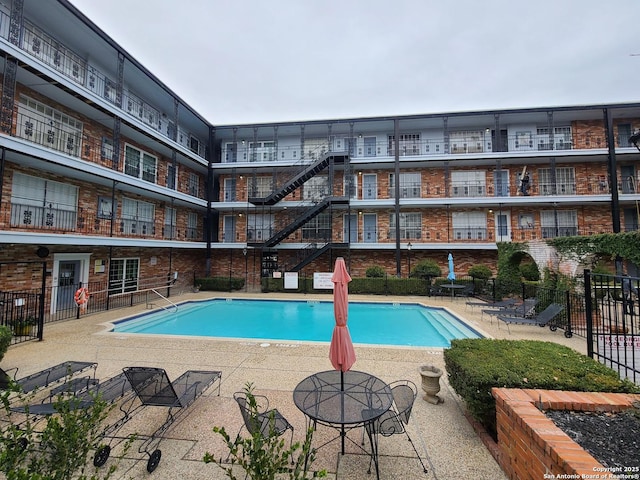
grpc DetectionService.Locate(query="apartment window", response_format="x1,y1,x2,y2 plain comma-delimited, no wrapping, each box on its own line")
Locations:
108,258,139,295
452,212,487,240
164,207,176,239
344,174,357,199
303,176,329,201
166,163,178,190
187,212,199,240
249,141,275,162
224,142,238,163
188,172,200,197
97,196,113,219
101,137,114,162
538,167,576,195
389,173,421,198
224,178,237,201
536,126,572,150
389,213,422,240
124,144,157,183
450,130,484,154
10,173,78,230
451,171,486,197
541,210,578,238
301,213,332,241
121,198,155,236
249,177,274,198
518,214,534,229
247,214,274,242
17,95,83,157
388,134,421,156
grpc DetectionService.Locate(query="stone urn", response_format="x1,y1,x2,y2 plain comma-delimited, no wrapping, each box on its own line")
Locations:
419,365,444,404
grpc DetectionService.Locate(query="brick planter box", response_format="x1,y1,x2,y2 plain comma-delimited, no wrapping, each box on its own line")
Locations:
492,388,640,480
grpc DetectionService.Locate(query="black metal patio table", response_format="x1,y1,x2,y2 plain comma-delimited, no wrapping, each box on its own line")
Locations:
293,370,393,480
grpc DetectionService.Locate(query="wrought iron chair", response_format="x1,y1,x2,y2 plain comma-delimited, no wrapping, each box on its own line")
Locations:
362,380,428,475
233,391,294,446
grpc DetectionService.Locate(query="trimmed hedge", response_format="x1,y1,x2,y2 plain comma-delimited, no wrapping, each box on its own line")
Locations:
197,276,245,292
443,338,640,438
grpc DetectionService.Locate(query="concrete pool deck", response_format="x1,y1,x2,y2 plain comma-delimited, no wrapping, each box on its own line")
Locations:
1,292,587,479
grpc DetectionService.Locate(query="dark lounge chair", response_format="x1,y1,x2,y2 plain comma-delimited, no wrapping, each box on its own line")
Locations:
0,360,97,395
117,367,222,473
496,303,565,334
465,298,517,310
482,298,538,321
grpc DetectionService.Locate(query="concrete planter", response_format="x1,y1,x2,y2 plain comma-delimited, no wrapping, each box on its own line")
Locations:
419,365,444,404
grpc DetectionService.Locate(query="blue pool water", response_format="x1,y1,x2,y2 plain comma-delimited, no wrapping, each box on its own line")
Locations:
112,299,482,347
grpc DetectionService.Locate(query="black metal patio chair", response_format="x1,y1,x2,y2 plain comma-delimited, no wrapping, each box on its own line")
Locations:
233,390,294,447
362,380,428,475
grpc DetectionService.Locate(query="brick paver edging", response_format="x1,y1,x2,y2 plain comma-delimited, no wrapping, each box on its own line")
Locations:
492,388,640,480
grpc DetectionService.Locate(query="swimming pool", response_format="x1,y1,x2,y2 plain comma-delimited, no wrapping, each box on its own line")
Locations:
112,299,482,347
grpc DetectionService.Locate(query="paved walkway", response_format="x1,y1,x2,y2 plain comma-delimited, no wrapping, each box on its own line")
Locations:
1,292,587,479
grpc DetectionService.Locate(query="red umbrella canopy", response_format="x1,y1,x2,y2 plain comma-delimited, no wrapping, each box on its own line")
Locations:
329,257,356,372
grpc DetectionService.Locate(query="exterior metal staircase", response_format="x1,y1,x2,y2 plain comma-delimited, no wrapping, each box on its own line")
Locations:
248,152,347,205
289,242,348,272
248,196,349,248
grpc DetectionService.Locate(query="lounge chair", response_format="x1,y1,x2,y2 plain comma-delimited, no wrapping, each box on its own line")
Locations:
118,367,222,473
466,298,517,310
0,360,97,395
482,298,539,321
233,391,294,447
496,303,565,334
362,380,428,476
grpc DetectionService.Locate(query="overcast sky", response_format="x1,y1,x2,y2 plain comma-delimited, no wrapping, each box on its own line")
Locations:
68,0,640,126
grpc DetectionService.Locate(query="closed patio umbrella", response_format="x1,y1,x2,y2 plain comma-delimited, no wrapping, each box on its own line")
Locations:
329,257,356,375
328,257,355,455
447,253,456,283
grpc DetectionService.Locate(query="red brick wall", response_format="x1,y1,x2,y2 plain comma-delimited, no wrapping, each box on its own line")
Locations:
493,388,640,480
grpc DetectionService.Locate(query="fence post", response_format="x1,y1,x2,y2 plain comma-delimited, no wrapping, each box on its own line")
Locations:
564,289,572,337
584,269,594,357
38,261,45,341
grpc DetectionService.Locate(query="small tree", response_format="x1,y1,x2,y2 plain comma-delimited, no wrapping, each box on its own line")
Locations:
0,381,132,479
204,383,325,480
468,264,492,280
365,266,385,278
519,262,540,281
410,260,441,282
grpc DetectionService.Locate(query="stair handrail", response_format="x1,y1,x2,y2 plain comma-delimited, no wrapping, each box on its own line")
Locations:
149,289,178,313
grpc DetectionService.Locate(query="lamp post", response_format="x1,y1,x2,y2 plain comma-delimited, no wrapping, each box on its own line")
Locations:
407,242,412,277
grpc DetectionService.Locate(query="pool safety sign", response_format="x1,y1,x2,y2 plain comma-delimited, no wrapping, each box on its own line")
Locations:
284,272,299,289
313,272,334,290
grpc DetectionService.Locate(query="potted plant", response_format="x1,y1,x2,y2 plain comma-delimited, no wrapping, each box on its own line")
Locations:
11,315,37,336
192,283,201,293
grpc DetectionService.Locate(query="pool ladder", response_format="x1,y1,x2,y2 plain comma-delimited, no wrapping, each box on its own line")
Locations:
147,289,178,313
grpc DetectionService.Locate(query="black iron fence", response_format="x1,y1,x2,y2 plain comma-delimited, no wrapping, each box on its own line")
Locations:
0,274,189,345
584,271,639,385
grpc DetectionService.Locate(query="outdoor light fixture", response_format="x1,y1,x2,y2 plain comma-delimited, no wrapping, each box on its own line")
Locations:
407,242,412,251
630,131,640,152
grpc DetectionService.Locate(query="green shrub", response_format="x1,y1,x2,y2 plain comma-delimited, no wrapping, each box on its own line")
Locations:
519,262,540,281
468,265,492,280
410,260,441,281
204,383,325,479
197,276,245,291
365,266,385,278
0,326,12,364
0,382,133,478
443,338,640,439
